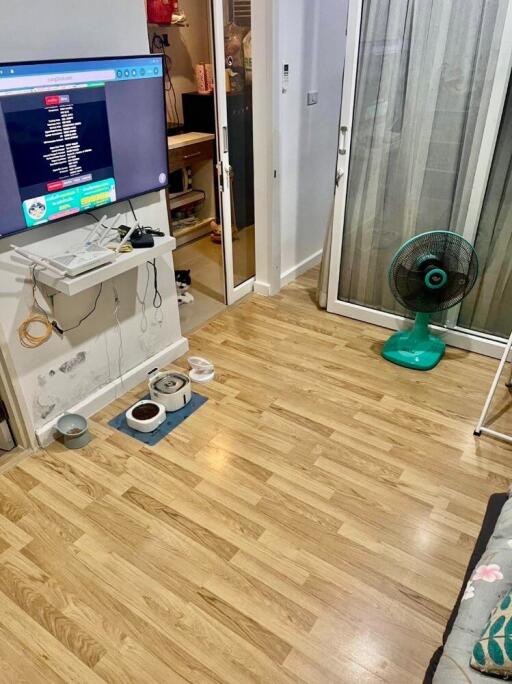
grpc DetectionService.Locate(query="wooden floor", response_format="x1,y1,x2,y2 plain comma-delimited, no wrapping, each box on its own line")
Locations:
1,268,512,683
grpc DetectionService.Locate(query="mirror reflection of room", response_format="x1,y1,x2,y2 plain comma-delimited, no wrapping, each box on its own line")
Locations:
148,0,255,333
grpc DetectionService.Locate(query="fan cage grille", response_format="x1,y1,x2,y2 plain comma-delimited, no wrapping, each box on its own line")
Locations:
389,231,478,313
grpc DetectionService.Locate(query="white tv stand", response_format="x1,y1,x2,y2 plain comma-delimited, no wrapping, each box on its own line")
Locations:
10,211,176,296
35,235,175,296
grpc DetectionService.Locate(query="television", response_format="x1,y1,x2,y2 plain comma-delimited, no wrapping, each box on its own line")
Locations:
0,55,168,239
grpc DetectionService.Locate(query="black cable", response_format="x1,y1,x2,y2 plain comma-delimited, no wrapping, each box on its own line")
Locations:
30,266,49,317
125,199,164,236
128,199,138,223
147,260,163,309
55,283,103,333
151,34,181,126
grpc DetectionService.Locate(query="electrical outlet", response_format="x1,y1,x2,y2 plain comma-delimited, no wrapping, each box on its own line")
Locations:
307,91,319,106
154,32,169,48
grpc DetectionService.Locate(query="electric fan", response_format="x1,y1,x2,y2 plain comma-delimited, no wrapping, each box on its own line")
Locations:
382,230,478,370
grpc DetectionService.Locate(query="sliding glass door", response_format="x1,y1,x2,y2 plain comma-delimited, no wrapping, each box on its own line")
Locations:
328,0,512,357
459,79,512,338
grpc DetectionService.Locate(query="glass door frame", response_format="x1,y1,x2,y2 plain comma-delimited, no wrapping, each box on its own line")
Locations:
210,0,256,306
327,0,512,360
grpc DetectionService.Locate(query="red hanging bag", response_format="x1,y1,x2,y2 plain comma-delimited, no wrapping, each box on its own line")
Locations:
147,0,178,25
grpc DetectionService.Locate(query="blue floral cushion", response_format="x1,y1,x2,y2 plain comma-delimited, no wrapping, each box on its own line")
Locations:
471,589,512,676
434,495,512,682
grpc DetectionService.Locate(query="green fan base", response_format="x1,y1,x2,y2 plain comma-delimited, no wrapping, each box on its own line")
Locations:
382,312,446,371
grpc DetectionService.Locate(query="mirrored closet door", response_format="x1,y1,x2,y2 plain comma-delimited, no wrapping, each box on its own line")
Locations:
211,0,256,304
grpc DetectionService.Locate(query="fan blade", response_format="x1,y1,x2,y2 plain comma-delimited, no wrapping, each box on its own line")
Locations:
441,271,469,306
393,264,425,292
393,264,424,303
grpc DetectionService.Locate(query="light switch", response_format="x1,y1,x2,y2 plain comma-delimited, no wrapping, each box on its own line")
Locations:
282,63,290,93
307,91,319,106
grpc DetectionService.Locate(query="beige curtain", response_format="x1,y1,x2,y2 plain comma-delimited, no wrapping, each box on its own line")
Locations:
459,80,512,338
317,202,334,308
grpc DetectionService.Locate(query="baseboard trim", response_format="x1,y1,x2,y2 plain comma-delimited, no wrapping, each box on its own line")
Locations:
253,280,271,296
281,250,323,288
35,337,189,447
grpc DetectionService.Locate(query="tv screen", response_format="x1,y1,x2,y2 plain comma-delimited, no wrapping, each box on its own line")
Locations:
0,55,168,238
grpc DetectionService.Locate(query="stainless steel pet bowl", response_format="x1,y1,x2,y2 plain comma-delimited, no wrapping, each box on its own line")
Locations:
55,413,90,449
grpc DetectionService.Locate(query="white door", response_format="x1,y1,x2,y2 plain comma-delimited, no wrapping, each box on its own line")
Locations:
327,0,512,359
211,0,256,305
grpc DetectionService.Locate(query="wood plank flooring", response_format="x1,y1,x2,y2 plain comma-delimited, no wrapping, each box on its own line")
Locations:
1,268,512,682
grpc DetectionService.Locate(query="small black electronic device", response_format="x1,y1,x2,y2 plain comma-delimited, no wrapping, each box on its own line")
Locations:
118,223,162,246
182,92,216,133
130,231,155,249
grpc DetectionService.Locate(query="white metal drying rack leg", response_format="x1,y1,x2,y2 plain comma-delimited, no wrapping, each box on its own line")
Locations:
474,329,512,444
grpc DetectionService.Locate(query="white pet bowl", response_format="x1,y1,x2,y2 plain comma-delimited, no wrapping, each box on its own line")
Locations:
188,356,214,383
126,400,166,433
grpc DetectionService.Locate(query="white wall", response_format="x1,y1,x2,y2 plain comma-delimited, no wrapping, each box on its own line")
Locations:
2,0,148,62
278,0,348,285
0,0,187,444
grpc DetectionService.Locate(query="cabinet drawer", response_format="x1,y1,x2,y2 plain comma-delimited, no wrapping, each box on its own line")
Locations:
169,140,214,170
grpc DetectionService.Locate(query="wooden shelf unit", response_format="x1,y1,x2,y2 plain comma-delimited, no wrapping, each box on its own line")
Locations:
167,132,217,247
173,216,215,247
170,190,206,211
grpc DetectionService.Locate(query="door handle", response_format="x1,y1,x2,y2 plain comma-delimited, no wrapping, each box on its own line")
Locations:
339,125,348,155
216,161,224,192
222,126,229,154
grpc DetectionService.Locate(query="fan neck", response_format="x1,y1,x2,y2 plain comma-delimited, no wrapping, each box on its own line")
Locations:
409,312,432,343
